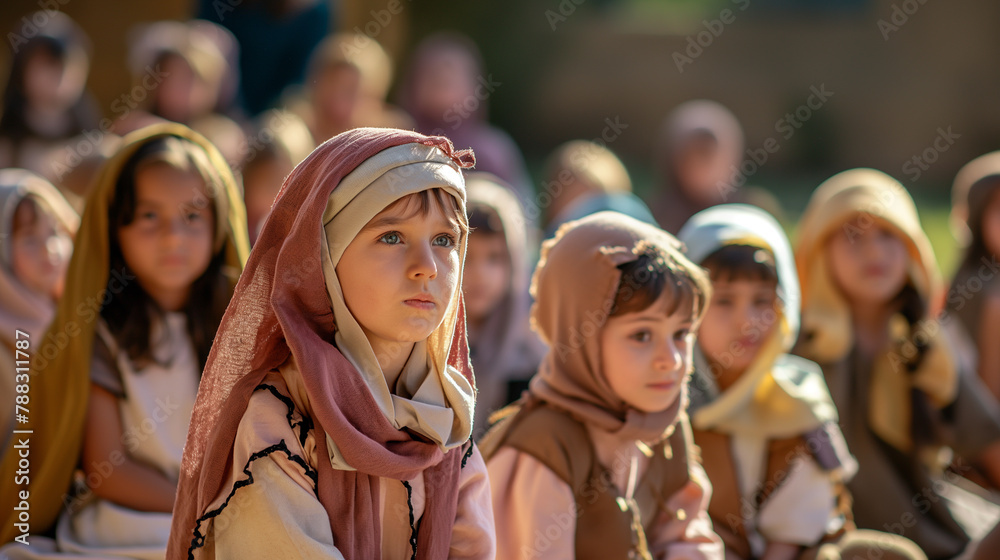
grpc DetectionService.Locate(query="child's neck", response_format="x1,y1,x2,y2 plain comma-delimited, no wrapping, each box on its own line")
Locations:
850,302,894,357
148,288,190,313
373,340,415,391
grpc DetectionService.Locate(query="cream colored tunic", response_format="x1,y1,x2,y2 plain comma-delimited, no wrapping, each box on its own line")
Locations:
194,372,495,560
488,424,723,560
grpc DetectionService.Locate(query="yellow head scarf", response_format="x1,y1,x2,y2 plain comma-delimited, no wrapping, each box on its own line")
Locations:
680,204,837,438
0,123,248,542
794,168,955,453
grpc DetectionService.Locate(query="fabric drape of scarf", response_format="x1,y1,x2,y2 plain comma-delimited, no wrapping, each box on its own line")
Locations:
0,123,248,543
794,168,956,454
166,128,479,560
679,204,837,439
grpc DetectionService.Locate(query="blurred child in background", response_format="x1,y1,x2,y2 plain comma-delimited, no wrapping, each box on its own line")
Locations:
483,211,723,559
288,33,411,144
794,168,1000,559
680,204,925,560
0,12,100,182
115,21,247,169
540,139,655,239
463,172,544,438
946,152,1000,401
0,124,248,556
399,32,532,206
649,100,781,234
241,108,314,244
0,169,77,449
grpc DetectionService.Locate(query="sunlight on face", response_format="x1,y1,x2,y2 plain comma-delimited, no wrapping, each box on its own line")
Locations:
600,292,694,414
117,165,215,311
336,192,463,358
697,278,779,390
826,217,909,307
11,199,71,301
462,231,510,323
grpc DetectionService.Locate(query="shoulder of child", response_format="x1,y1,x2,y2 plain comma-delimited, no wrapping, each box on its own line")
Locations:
232,374,319,493
494,404,593,489
771,355,837,414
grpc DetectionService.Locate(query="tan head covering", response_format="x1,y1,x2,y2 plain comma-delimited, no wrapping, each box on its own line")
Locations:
0,123,248,543
950,150,1000,247
309,33,394,101
795,168,955,453
167,128,477,560
679,204,836,438
527,211,709,442
0,170,78,345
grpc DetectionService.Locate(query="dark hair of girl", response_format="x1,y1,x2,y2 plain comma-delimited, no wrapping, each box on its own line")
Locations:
102,135,232,372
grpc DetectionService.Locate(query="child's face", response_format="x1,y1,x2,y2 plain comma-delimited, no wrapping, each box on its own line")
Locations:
674,135,730,203
600,292,694,414
243,157,289,241
117,165,215,310
314,65,362,124
11,199,71,301
414,49,477,118
23,48,65,109
698,277,779,384
462,231,510,323
337,193,462,355
157,55,214,123
826,218,908,307
983,189,1000,258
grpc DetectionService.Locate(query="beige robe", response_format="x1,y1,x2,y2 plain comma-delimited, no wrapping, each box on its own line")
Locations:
197,369,495,560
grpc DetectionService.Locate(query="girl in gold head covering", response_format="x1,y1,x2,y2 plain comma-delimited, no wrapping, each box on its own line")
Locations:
0,123,248,558
794,168,1000,559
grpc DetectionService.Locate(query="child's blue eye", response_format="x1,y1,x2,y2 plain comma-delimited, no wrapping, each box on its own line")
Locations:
379,232,402,245
186,212,203,222
673,329,691,341
139,211,157,221
433,234,456,247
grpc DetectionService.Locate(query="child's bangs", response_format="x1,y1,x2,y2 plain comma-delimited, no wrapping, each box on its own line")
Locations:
701,244,779,285
113,136,222,227
382,188,467,231
468,202,504,235
610,243,710,323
